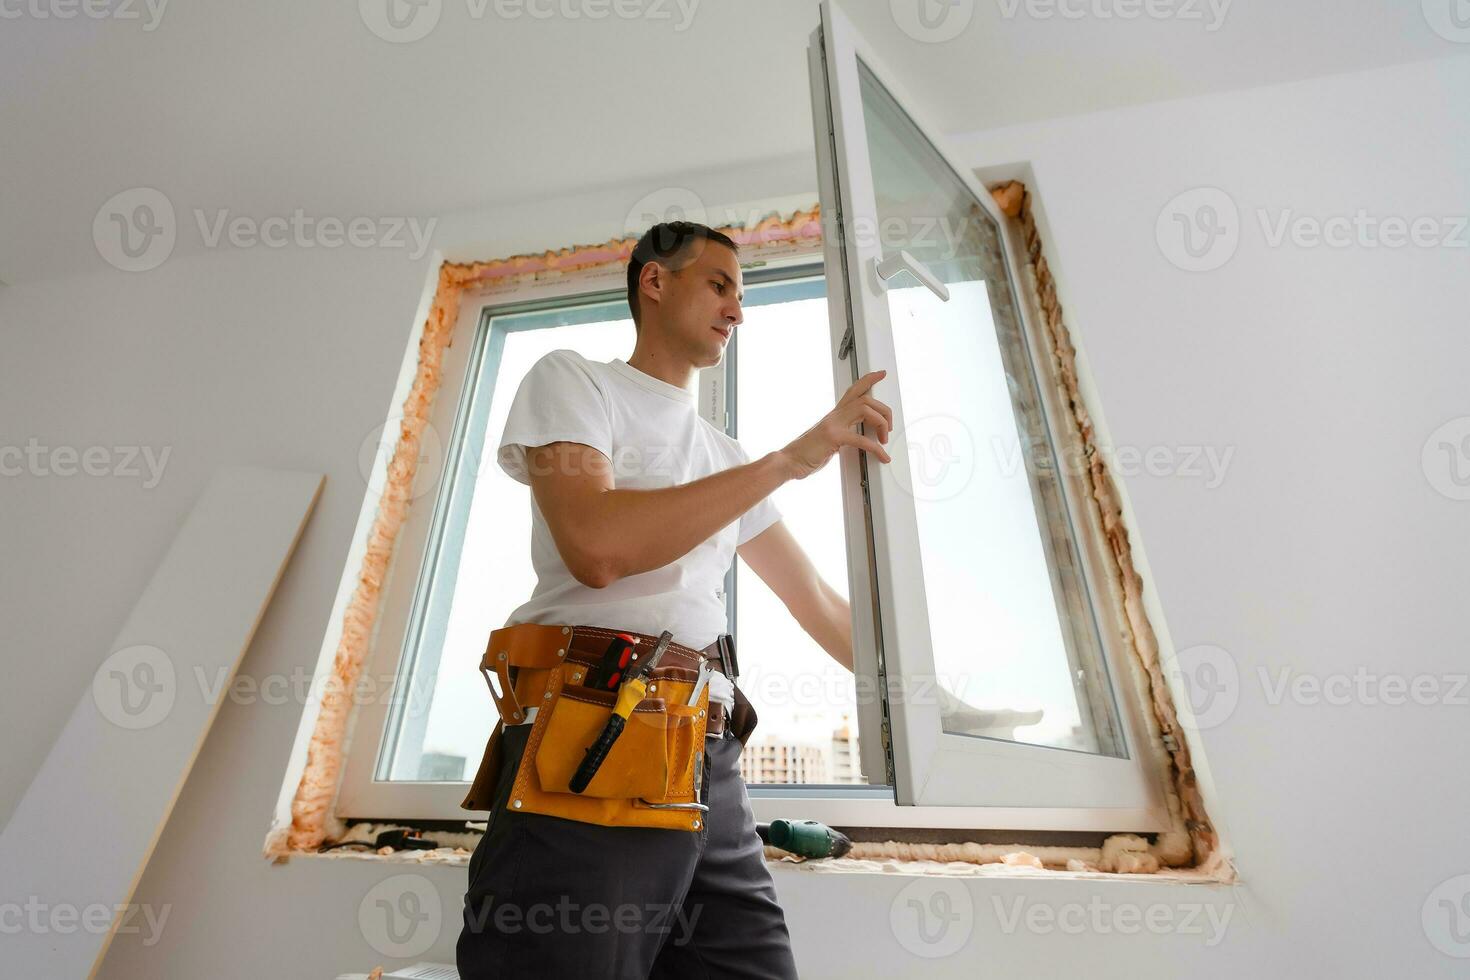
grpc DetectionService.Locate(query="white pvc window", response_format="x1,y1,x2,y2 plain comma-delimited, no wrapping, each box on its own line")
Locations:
804,0,1169,822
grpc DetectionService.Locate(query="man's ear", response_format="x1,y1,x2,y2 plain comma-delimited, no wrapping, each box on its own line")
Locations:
638,260,664,314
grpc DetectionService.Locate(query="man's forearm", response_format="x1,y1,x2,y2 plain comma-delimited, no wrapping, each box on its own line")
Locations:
594,452,792,583
796,581,854,673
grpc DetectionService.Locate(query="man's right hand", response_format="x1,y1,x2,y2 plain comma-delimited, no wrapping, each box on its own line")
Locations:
778,369,894,480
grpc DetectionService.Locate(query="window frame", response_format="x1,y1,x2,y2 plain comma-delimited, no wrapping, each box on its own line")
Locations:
801,0,1173,825
332,238,1173,830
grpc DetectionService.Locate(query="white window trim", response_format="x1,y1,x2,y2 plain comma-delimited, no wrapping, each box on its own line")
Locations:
804,0,1175,827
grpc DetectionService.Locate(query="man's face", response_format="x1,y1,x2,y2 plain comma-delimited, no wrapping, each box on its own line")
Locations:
649,240,744,368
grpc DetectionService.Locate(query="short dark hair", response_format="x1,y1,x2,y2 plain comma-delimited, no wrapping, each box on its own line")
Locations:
626,221,740,331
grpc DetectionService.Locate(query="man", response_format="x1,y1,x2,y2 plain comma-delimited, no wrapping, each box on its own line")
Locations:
457,220,893,979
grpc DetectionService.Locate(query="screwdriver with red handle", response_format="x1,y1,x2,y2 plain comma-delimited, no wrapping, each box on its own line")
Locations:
570,630,674,793
586,632,638,690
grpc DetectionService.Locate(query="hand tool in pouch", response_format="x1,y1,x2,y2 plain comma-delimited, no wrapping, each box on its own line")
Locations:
686,659,713,706
585,632,638,691
569,630,675,794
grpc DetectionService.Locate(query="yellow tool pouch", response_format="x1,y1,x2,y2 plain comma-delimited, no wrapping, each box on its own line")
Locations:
462,624,712,832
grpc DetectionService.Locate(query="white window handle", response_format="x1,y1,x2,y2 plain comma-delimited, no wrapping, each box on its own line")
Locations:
873,250,950,302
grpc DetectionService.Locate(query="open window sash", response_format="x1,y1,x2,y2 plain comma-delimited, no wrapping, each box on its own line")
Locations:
808,0,1167,818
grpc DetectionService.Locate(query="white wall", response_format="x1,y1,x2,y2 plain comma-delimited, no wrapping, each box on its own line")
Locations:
3,53,1466,979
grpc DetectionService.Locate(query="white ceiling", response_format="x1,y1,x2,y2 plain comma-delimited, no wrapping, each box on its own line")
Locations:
0,0,1457,285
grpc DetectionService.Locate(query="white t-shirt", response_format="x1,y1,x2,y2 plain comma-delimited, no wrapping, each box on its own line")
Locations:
496,348,782,651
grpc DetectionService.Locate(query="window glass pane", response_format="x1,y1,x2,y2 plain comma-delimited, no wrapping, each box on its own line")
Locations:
858,58,1126,757
384,282,865,784
732,281,867,785
384,308,633,781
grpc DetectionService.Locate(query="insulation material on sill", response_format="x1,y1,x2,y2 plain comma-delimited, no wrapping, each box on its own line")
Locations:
264,208,823,861
761,853,1228,884
760,833,1160,875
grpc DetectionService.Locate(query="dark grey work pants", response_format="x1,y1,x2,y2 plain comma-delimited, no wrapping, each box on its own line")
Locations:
457,721,799,979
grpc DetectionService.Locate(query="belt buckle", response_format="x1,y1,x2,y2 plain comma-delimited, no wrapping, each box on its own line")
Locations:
714,633,739,683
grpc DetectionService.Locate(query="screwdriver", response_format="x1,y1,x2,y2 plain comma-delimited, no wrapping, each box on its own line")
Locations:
586,632,638,691
570,630,675,794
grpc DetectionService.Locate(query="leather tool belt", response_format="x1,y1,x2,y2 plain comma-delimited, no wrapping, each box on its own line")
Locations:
459,623,759,833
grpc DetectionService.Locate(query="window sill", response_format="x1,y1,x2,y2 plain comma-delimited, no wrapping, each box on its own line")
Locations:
765,854,1235,885
268,820,1234,885
277,845,1233,887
